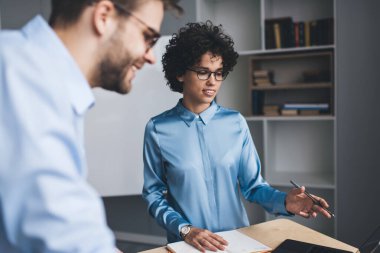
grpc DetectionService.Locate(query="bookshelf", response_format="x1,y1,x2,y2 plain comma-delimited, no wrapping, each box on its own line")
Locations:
196,0,337,237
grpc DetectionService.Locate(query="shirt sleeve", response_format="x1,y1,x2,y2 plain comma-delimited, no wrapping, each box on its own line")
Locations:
0,56,115,252
142,120,190,238
237,115,292,216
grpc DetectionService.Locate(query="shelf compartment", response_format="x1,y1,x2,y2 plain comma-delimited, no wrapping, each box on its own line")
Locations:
250,51,334,86
264,0,334,22
249,50,334,116
264,120,334,188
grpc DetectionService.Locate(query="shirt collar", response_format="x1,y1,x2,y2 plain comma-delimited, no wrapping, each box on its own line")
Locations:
175,99,218,126
22,15,94,115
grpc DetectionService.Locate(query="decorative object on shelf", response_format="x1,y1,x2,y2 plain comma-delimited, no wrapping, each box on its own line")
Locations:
302,69,330,83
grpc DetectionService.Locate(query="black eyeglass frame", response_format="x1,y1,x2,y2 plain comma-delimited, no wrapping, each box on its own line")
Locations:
187,67,228,81
111,1,161,51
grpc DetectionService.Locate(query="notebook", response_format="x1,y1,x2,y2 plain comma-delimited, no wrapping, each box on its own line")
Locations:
167,230,271,253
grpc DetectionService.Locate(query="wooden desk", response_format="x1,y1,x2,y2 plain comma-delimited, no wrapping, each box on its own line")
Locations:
139,219,358,253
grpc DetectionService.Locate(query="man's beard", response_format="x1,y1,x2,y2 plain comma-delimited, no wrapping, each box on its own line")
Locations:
92,29,135,94
97,55,132,94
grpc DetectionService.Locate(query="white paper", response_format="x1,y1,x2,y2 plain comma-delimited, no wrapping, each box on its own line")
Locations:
167,230,271,253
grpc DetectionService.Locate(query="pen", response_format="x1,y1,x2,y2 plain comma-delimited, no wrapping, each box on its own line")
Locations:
290,180,335,218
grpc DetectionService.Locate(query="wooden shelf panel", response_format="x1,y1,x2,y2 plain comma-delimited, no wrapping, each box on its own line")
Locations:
245,115,335,121
266,171,335,189
239,45,335,56
251,82,333,90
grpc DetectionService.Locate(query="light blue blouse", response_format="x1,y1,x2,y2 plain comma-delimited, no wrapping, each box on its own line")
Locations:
143,99,290,242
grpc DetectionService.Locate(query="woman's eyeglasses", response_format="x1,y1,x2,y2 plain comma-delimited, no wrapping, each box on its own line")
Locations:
187,67,228,81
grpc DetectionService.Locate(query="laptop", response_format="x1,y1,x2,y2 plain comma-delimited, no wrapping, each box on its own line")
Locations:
273,225,380,253
272,239,352,253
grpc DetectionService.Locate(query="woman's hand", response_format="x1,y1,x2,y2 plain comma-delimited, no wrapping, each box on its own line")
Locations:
184,227,228,252
286,186,331,218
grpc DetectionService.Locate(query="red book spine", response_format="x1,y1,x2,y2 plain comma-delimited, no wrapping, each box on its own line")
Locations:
294,22,299,47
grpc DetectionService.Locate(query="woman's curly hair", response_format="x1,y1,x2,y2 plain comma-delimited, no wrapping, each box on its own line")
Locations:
162,21,239,93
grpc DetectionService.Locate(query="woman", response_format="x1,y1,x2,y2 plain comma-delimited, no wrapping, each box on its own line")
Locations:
142,21,331,252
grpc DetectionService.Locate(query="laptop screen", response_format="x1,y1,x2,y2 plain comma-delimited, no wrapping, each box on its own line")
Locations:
272,239,352,253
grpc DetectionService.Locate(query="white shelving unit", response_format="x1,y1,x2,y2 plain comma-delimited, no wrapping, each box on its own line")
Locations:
196,0,337,237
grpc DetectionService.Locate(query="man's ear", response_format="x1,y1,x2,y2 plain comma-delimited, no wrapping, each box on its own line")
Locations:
92,0,118,36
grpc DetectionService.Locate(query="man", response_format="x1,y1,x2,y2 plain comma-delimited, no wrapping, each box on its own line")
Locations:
0,0,181,252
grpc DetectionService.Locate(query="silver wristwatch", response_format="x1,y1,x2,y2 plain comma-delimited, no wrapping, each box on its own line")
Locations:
179,225,192,239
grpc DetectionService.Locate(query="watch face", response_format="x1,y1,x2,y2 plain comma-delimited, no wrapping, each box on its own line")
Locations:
181,225,190,234
181,225,191,236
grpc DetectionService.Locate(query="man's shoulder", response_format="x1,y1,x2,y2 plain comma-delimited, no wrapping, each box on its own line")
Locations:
0,29,28,60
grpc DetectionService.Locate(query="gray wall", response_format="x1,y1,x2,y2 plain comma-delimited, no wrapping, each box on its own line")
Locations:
160,0,196,36
336,0,380,247
0,0,50,28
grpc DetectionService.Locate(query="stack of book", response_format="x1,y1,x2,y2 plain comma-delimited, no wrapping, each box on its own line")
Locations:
263,105,280,116
281,103,329,116
252,70,274,86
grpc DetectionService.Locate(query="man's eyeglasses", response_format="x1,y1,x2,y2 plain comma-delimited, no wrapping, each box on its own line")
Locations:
112,1,161,51
187,67,228,81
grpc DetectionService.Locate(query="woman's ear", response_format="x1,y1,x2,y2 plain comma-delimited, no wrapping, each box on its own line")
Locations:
177,75,184,82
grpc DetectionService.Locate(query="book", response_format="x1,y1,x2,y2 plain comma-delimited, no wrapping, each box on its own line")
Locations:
304,21,311,47
281,109,298,116
310,20,317,46
299,110,320,116
273,23,281,49
263,105,280,116
253,78,273,86
283,103,329,110
298,21,305,47
294,22,299,47
265,20,275,49
311,18,334,46
167,230,272,253
252,91,264,115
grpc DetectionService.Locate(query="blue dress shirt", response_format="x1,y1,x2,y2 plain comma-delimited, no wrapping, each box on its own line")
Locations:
0,16,115,252
143,99,291,243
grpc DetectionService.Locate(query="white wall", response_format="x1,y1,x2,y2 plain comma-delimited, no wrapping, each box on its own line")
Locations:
85,37,181,196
